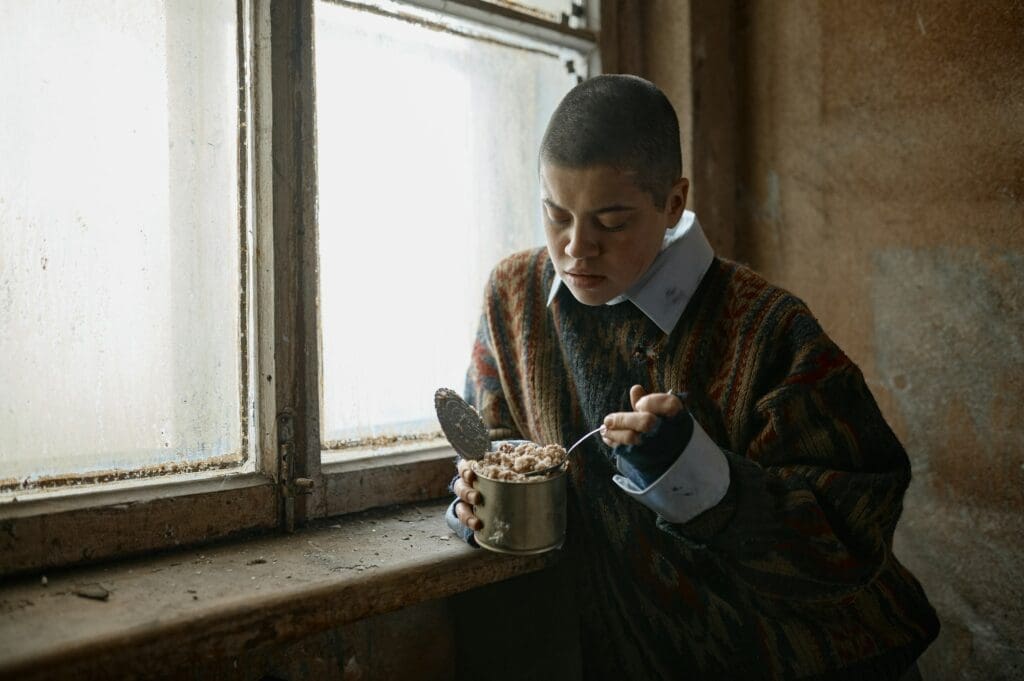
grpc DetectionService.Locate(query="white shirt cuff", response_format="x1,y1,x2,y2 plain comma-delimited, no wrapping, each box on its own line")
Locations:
612,415,730,524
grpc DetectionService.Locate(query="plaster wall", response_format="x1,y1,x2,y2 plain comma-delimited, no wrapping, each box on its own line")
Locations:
642,0,694,189
731,2,1024,679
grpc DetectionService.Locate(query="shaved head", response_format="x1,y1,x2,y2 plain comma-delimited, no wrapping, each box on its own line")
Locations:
540,75,682,207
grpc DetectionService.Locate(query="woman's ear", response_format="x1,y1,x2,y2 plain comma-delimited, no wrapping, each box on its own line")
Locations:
666,177,689,224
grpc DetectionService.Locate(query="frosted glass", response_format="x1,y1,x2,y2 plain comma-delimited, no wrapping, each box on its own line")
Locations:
316,3,577,447
0,0,245,490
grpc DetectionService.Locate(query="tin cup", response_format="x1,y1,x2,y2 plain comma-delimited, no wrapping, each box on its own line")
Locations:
470,441,567,555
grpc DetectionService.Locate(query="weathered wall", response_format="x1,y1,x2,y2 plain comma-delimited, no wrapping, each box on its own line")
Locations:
729,2,1024,679
640,1,741,258
642,0,694,189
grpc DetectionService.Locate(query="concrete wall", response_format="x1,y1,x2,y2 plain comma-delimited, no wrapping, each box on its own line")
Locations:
722,2,1022,679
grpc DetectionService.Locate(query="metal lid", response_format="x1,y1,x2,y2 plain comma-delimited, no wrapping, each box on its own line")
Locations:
434,387,490,460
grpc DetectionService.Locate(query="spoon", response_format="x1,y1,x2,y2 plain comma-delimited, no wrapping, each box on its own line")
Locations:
525,426,604,477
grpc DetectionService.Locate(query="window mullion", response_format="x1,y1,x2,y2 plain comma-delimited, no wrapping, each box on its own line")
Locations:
251,0,281,487
270,0,323,531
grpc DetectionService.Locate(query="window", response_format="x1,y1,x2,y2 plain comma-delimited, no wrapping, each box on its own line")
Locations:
0,0,253,493
1,0,273,575
0,0,598,575
315,0,586,456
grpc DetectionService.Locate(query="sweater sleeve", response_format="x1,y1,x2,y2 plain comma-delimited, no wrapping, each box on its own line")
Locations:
464,309,522,441
660,306,914,601
444,497,479,547
445,275,521,548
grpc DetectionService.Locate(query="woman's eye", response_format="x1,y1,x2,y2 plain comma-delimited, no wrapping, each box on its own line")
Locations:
547,212,572,225
600,222,626,232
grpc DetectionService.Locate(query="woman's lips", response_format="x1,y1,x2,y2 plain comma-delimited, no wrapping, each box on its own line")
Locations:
564,271,606,289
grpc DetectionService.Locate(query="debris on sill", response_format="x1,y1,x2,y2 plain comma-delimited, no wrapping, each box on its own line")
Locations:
0,598,34,614
331,563,380,572
74,584,110,601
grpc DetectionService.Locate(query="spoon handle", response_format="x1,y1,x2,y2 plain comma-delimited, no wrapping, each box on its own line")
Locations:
524,426,604,478
566,426,604,455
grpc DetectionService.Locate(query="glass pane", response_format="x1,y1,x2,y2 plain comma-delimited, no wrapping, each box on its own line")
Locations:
316,2,577,449
0,0,245,492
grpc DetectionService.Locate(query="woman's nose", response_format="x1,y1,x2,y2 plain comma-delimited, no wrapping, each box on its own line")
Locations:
565,223,598,259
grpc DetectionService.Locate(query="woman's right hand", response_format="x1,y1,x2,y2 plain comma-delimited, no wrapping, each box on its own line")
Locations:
453,458,483,532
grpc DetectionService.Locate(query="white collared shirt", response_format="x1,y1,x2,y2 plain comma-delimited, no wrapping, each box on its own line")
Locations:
546,210,715,335
547,210,730,526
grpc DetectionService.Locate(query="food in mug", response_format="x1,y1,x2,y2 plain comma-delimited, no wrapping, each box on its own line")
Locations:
471,441,567,481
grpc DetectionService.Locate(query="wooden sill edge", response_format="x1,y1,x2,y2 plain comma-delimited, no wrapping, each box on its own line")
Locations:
1,445,459,577
0,499,560,680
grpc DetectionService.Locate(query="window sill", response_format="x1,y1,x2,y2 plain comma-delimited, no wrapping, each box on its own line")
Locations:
316,442,456,518
0,499,560,680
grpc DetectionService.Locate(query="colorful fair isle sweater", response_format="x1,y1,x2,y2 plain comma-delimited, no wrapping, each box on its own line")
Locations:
464,247,939,680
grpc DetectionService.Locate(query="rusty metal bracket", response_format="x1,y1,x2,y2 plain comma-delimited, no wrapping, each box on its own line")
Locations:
278,409,315,532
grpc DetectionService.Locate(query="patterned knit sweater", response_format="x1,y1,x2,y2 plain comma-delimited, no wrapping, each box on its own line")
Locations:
465,247,939,680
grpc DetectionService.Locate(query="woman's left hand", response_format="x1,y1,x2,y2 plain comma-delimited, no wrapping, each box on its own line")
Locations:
601,384,684,447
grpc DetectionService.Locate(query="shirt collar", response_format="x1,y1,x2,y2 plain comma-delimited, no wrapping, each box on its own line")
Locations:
546,210,715,334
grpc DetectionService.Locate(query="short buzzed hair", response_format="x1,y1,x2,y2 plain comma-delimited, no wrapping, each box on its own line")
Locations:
540,74,682,207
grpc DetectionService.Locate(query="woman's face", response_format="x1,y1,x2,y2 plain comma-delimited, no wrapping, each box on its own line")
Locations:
541,163,688,306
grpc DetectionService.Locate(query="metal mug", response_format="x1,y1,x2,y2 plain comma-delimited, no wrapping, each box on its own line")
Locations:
471,441,567,555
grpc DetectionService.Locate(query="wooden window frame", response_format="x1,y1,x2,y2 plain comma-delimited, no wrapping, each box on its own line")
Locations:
305,0,598,528
1,0,278,578
0,0,599,578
